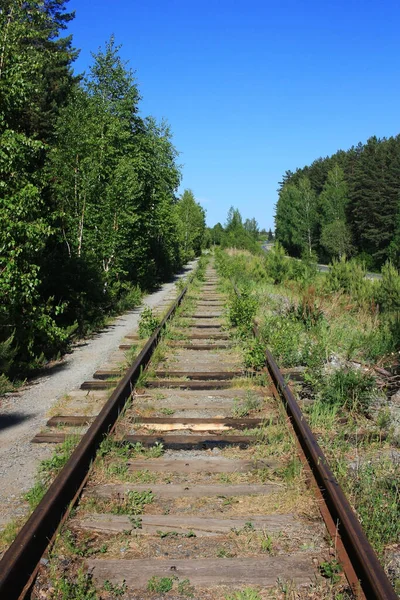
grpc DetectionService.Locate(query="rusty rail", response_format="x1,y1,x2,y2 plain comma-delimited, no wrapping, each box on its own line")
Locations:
0,274,193,599
232,282,397,600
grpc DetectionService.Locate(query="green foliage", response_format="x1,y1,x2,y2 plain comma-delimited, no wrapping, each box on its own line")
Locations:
24,481,47,511
325,256,366,295
147,576,174,593
0,333,16,375
260,315,306,367
24,435,78,509
232,392,262,417
138,307,159,338
243,338,266,370
360,319,399,361
103,580,127,596
111,489,154,515
0,15,204,380
51,569,97,600
176,189,206,260
319,559,342,584
376,261,400,312
349,459,400,556
293,287,324,329
276,136,400,269
320,220,353,260
275,178,317,256
228,289,258,331
40,436,78,481
320,368,377,415
288,252,318,286
114,284,142,313
177,578,195,597
62,530,107,558
221,207,260,252
0,374,14,395
265,242,290,284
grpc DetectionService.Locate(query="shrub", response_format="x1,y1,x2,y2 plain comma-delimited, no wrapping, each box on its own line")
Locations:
326,256,366,295
260,314,306,367
264,242,289,284
228,289,258,331
243,338,266,370
376,261,400,313
360,319,398,361
113,282,142,312
288,251,318,287
138,306,159,338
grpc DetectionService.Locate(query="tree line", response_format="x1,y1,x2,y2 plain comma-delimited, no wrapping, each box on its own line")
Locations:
275,135,400,269
0,1,205,379
207,207,265,252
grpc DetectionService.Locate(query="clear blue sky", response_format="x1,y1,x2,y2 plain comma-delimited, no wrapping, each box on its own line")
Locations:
66,0,400,230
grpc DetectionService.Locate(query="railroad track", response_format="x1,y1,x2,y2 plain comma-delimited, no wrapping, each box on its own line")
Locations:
0,259,397,599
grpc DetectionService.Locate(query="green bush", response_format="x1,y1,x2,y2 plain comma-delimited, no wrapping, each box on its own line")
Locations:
376,261,400,313
326,256,366,295
113,282,142,312
288,251,318,287
359,318,398,361
243,338,266,370
228,289,258,331
264,242,289,284
260,314,306,367
138,306,159,338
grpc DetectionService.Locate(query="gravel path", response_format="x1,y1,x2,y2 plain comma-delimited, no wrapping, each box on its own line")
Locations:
0,261,196,528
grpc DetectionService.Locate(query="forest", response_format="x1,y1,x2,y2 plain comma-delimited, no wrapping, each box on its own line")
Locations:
275,136,400,269
0,1,205,380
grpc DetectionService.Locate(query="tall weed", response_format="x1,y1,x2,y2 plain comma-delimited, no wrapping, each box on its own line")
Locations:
260,315,306,367
228,289,258,332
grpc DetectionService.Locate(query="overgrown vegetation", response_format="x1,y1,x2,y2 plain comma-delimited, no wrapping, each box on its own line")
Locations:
138,307,159,338
216,247,400,584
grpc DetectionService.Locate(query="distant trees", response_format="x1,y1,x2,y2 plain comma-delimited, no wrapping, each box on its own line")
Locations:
0,6,205,378
244,218,259,240
176,189,206,261
206,208,260,252
275,135,400,268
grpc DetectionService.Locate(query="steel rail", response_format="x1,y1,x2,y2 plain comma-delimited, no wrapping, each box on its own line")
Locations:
232,283,397,600
0,274,193,599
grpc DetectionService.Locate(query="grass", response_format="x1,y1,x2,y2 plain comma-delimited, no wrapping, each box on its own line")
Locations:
147,576,174,593
225,588,261,600
0,518,25,553
216,248,400,581
110,489,154,515
49,567,97,600
232,391,262,417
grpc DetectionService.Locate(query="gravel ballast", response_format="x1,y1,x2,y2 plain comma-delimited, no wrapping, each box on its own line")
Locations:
0,262,196,529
